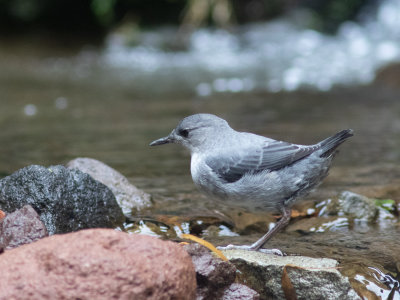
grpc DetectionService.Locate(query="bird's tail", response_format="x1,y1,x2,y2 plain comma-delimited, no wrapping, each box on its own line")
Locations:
319,129,353,158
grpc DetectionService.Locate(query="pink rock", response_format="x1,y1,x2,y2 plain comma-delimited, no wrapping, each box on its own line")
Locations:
0,229,196,300
0,205,48,250
222,283,260,300
184,244,259,299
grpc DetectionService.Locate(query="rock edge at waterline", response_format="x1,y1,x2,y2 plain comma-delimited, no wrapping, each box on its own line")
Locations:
223,249,360,300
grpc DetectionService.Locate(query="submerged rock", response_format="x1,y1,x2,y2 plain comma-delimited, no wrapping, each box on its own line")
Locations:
223,249,360,300
0,165,125,234
0,205,48,250
66,157,152,215
184,243,259,299
288,190,396,234
0,229,196,300
339,191,379,221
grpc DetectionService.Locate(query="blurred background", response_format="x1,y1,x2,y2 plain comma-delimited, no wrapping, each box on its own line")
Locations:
1,0,400,172
1,1,400,296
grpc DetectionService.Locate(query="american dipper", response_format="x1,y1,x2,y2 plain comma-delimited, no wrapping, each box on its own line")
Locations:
150,114,353,252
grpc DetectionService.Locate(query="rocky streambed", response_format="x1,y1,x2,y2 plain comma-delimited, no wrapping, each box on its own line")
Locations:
0,158,398,299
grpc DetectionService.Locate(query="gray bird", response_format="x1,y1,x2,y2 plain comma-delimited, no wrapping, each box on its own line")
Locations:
150,113,353,252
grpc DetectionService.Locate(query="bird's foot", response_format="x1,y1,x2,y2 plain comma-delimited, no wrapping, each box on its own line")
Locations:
258,248,285,256
217,244,285,256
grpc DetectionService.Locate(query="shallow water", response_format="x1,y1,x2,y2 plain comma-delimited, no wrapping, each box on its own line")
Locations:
1,30,400,298
102,0,400,95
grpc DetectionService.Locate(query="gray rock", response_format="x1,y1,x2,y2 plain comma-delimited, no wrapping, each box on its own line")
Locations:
66,157,152,215
223,249,360,300
0,205,48,250
0,165,125,235
339,191,378,221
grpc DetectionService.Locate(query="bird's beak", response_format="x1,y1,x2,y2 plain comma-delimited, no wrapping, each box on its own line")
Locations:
149,132,175,146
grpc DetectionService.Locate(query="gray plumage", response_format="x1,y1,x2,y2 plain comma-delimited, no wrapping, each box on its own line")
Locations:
150,113,353,251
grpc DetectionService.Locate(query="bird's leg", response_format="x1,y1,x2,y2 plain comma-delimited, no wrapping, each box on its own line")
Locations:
217,207,292,255
249,206,292,251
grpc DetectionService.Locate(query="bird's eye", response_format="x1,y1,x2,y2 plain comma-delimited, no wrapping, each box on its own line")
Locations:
178,129,189,138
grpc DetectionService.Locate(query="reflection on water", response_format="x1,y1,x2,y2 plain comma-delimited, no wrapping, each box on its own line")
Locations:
309,217,349,232
354,268,400,299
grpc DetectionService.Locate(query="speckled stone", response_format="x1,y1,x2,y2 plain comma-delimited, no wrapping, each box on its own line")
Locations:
0,165,125,234
66,157,152,215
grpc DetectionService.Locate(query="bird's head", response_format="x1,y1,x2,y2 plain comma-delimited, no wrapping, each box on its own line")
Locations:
149,113,232,153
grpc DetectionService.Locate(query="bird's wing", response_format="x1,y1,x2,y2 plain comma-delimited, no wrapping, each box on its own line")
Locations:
205,140,320,183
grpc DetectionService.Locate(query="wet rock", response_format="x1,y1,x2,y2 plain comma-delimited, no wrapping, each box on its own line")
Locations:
223,249,360,300
211,227,400,298
0,165,125,234
339,191,378,221
222,283,260,300
66,157,152,215
184,243,260,299
184,243,236,298
0,205,48,250
184,243,236,287
0,229,196,299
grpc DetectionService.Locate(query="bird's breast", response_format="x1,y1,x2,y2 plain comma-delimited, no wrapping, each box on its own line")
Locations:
190,153,221,193
190,153,202,183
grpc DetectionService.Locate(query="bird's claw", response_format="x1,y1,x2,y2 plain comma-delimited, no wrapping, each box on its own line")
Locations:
258,248,285,256
217,244,286,256
217,244,252,251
